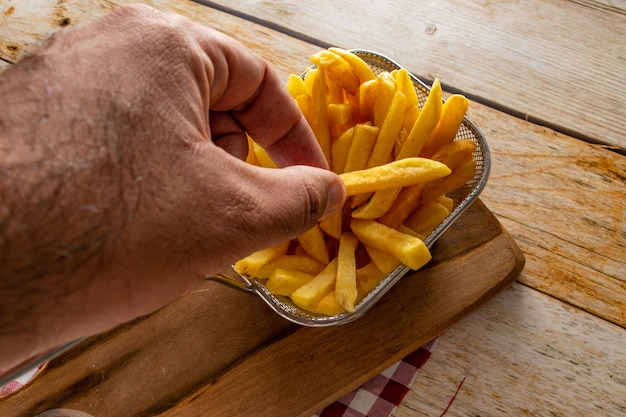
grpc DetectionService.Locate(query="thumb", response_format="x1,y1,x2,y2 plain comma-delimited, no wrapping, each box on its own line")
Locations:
226,164,346,256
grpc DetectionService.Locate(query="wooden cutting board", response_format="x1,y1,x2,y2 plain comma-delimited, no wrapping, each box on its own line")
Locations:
0,200,524,417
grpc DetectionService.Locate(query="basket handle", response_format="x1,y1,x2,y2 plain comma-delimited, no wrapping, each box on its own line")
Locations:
204,272,254,293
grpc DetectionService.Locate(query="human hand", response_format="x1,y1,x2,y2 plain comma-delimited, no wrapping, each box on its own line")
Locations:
0,4,345,369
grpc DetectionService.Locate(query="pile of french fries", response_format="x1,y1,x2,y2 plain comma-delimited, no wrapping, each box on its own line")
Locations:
236,48,477,316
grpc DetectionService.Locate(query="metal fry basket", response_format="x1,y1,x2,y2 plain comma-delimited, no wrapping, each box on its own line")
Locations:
207,50,490,327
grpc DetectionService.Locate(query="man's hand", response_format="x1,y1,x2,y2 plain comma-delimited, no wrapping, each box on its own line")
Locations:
0,4,345,372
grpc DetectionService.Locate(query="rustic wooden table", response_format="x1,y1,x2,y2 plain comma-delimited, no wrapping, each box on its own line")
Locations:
1,1,624,416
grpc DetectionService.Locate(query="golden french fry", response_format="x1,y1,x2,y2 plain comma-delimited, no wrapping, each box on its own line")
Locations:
393,128,408,161
309,68,331,162
421,154,477,203
351,187,401,219
350,219,431,270
326,76,345,105
266,269,314,296
422,94,470,157
402,104,420,135
298,223,330,264
287,74,307,99
310,50,361,95
328,103,356,126
396,78,443,159
366,90,407,169
319,209,343,240
404,201,450,236
395,68,419,108
357,79,378,123
431,139,476,170
398,224,425,240
245,136,261,166
257,255,326,279
343,123,379,173
339,157,451,196
292,258,338,310
329,47,376,84
356,262,387,299
295,93,312,125
252,140,277,168
335,232,360,312
304,67,317,95
313,291,346,316
364,245,401,275
234,241,290,277
435,195,454,212
331,126,355,174
374,72,397,128
377,183,424,229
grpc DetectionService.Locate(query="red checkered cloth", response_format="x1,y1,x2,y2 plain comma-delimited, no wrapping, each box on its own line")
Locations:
0,364,43,398
313,339,437,417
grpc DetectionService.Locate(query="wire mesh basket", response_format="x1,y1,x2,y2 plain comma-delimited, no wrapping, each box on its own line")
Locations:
207,50,490,327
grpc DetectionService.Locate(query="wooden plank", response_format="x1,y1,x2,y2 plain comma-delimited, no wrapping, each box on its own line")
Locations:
395,283,626,417
0,0,623,325
466,101,626,327
202,0,626,151
0,201,524,416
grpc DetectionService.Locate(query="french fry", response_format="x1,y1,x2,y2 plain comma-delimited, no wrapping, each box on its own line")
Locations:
422,94,470,158
287,74,307,99
295,93,312,125
313,291,346,316
234,241,290,278
357,79,378,123
309,67,331,162
396,78,443,159
377,183,424,229
356,262,387,299
257,255,326,279
331,126,355,174
435,195,454,212
430,139,476,171
252,140,277,168
329,47,376,84
326,76,345,105
343,123,379,173
421,154,477,203
398,224,425,240
404,201,451,236
328,103,356,126
364,245,401,275
339,157,451,196
245,136,260,166
402,104,420,136
319,210,343,240
350,218,431,270
292,258,338,310
266,269,314,296
374,72,397,128
351,187,401,219
335,232,359,312
395,68,419,108
310,49,361,95
366,90,407,168
298,224,330,264
304,67,317,95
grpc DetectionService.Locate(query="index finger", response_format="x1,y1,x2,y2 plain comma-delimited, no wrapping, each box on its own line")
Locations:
198,29,328,169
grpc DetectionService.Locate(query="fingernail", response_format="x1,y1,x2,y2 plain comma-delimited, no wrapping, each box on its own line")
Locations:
321,177,346,220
